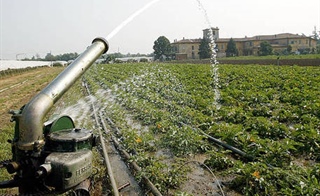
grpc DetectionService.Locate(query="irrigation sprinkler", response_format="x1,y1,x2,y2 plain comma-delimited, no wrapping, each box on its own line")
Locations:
0,37,108,195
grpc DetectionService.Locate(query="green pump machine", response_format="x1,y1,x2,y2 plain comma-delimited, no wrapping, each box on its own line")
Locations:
0,37,109,195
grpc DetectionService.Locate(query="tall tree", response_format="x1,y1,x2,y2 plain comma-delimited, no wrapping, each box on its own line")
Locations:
57,52,78,61
259,41,273,56
45,53,56,61
198,38,211,59
312,26,319,41
153,36,172,60
225,38,238,57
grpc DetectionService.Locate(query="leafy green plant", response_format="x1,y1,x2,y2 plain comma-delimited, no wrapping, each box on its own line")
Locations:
204,151,234,171
134,154,188,193
161,125,206,156
229,162,320,195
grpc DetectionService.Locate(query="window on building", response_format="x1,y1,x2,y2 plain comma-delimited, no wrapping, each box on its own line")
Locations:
299,40,301,44
173,46,177,52
221,45,224,49
291,41,294,44
192,46,194,50
306,40,309,44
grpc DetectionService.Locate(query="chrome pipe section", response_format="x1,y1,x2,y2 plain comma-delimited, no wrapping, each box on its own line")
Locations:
17,37,109,150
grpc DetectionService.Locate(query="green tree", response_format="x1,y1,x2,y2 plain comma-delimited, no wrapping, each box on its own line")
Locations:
198,38,211,59
56,52,78,61
225,38,238,57
45,53,56,61
259,41,273,56
153,36,172,61
287,45,292,53
45,52,79,61
104,54,116,63
312,26,319,41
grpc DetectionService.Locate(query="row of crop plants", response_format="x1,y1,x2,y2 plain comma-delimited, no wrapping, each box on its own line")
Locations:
84,63,320,195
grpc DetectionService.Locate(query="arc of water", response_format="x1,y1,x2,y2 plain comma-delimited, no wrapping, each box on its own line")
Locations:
106,0,161,41
196,0,221,111
107,0,221,111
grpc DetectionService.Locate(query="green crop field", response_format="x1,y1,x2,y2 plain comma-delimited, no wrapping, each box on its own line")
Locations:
1,63,319,195
84,63,320,195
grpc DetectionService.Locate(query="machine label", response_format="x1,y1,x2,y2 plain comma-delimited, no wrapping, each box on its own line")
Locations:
75,163,91,177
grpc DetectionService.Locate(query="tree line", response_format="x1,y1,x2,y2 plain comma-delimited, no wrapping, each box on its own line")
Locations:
22,52,79,62
22,52,153,63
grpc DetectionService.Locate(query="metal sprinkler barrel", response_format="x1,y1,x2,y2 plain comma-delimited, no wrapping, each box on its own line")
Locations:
17,37,108,152
0,37,108,194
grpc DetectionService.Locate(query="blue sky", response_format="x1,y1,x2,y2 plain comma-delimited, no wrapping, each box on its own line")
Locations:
1,0,319,59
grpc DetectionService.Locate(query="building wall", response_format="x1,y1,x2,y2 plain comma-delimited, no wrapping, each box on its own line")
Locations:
216,36,317,56
287,37,317,51
172,41,200,60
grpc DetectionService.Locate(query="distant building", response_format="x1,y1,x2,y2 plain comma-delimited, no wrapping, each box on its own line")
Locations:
172,38,202,60
171,28,317,59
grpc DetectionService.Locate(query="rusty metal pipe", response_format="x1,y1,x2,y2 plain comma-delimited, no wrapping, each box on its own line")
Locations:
17,38,108,151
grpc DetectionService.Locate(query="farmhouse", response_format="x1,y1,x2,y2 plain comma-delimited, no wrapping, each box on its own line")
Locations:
171,28,317,59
